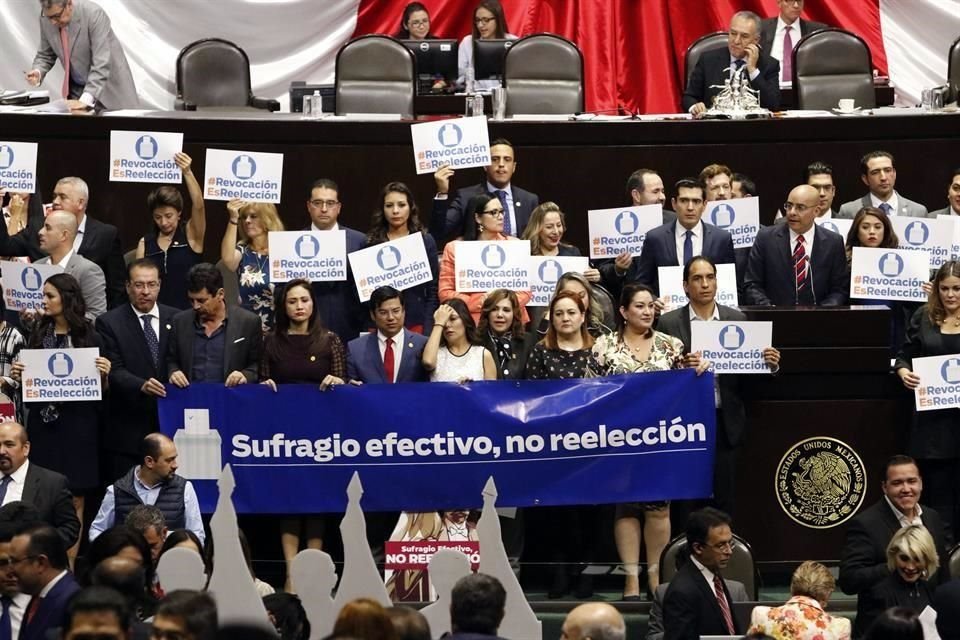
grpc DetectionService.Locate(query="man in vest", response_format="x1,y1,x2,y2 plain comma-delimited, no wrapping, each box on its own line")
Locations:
88,433,204,544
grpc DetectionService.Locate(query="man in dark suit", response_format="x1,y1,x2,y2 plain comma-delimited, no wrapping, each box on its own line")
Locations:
446,573,509,640
60,585,135,640
97,259,177,478
930,168,960,218
304,178,367,342
430,138,540,250
663,508,743,640
10,523,80,640
167,263,262,388
50,177,126,308
683,11,781,115
648,578,749,640
759,0,828,83
839,455,950,637
632,178,736,294
346,286,428,384
745,184,848,306
0,422,80,549
658,257,779,516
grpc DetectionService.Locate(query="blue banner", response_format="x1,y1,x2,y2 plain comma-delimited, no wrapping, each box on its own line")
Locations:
157,370,716,513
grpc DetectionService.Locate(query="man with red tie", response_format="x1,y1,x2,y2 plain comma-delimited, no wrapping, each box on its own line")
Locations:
8,524,79,640
26,0,139,112
345,286,429,384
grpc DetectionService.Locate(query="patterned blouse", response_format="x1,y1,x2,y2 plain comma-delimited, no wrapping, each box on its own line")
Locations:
588,330,684,376
749,595,851,640
236,244,274,332
524,343,596,380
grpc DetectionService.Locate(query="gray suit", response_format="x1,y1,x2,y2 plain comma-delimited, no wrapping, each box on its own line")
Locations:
836,193,931,219
647,579,749,640
36,253,107,321
930,206,959,218
32,0,139,110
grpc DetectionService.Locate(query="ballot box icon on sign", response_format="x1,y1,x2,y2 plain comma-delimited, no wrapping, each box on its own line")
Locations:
711,204,734,228
0,145,12,169
539,260,561,284
378,246,401,271
942,358,960,384
48,352,73,377
136,136,157,160
174,409,223,480
21,267,41,291
481,245,505,269
720,325,744,350
232,155,256,180
880,253,903,277
905,222,928,246
615,211,638,235
438,123,462,147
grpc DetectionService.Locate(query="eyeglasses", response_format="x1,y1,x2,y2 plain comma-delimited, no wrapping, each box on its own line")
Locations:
483,208,505,217
309,199,339,209
408,19,429,27
131,282,161,291
7,554,39,565
707,541,734,552
475,16,496,25
41,1,69,21
783,202,814,213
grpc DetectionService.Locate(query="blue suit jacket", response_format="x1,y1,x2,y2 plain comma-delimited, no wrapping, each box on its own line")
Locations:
18,572,80,640
631,221,736,294
744,223,848,306
429,183,540,250
311,226,367,343
345,329,429,383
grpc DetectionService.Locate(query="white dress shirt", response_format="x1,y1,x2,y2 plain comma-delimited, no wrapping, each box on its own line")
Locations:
789,226,816,259
770,17,798,67
54,248,74,268
675,221,704,264
871,192,901,215
134,303,160,341
71,214,87,253
1,459,30,506
885,494,924,527
9,592,31,640
728,55,760,82
38,570,68,598
378,330,404,383
689,303,722,408
691,556,729,605
311,222,339,232
486,181,518,237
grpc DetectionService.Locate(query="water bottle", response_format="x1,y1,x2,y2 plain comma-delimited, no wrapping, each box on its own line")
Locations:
472,93,484,118
465,67,476,96
311,89,322,117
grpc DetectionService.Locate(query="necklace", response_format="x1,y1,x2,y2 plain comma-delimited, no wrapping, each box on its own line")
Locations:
623,334,650,352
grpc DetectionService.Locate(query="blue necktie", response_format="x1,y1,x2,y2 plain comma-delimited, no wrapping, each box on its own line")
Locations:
141,315,159,368
0,595,11,640
0,476,11,506
683,229,694,267
495,190,511,236
879,202,893,216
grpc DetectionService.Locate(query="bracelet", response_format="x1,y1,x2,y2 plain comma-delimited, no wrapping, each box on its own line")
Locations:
434,323,445,328
228,219,239,225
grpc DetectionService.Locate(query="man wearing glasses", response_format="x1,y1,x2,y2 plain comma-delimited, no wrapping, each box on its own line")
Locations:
96,260,178,478
758,0,829,85
25,0,139,112
9,524,79,640
0,521,32,640
744,184,848,305
683,11,781,117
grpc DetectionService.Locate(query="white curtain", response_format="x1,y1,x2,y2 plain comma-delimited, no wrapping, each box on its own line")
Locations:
880,0,960,106
0,0,361,110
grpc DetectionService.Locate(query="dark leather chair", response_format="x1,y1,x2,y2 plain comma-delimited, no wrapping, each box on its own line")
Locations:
685,31,729,85
503,34,584,115
659,533,757,599
949,542,960,579
948,35,960,103
335,35,416,118
175,38,280,112
792,28,875,110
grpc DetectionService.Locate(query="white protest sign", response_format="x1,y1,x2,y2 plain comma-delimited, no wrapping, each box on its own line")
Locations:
891,217,952,267
411,116,490,175
703,197,760,249
454,240,530,293
912,353,960,412
268,231,347,283
937,215,960,260
1,262,64,311
528,256,589,306
691,321,773,374
349,233,434,302
109,131,184,183
850,247,929,302
587,205,663,259
658,263,738,312
204,149,283,203
21,347,102,403
0,141,38,193
815,217,853,239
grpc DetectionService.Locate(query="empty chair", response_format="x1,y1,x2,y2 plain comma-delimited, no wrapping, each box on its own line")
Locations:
659,533,757,599
949,35,960,103
685,31,729,86
175,38,280,112
335,35,416,118
792,28,875,110
503,34,584,115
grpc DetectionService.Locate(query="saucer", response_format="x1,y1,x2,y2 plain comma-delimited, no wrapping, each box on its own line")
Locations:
831,107,862,115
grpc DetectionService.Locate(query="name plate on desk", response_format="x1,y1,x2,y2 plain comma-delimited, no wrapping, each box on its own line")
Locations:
0,141,38,193
691,321,773,374
912,354,960,411
410,116,490,174
850,247,929,302
528,256,589,305
109,131,183,183
454,240,530,292
20,348,102,403
204,149,283,203
891,217,952,267
704,197,759,249
268,231,346,283
587,205,662,259
659,263,737,312
349,233,434,302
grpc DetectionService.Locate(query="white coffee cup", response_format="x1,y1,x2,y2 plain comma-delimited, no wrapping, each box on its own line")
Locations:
837,98,855,112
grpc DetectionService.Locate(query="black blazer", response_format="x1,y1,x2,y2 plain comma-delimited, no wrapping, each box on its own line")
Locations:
166,306,263,383
18,571,79,640
744,223,848,306
429,183,540,250
78,216,127,309
682,47,781,111
657,303,748,446
20,463,81,549
309,225,367,343
631,221,736,294
838,498,949,596
759,17,830,55
895,306,960,459
663,559,743,640
96,303,178,456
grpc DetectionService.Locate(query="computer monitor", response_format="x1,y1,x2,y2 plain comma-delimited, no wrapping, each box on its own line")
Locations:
401,39,458,92
474,38,514,81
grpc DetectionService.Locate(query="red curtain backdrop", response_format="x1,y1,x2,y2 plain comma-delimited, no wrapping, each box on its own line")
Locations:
353,0,886,114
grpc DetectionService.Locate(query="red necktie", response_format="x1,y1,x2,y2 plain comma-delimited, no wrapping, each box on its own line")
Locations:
713,575,736,635
782,25,793,82
59,27,71,99
794,235,808,294
383,337,395,383
26,596,41,625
